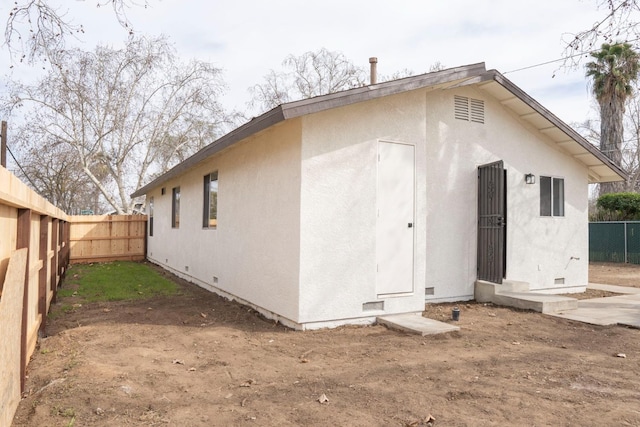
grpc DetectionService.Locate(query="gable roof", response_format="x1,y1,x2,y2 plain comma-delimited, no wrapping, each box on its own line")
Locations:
131,62,625,198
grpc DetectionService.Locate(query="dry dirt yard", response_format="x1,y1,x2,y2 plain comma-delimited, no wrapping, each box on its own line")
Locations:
12,263,640,426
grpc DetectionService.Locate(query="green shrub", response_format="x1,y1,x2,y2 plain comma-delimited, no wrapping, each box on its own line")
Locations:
596,192,640,220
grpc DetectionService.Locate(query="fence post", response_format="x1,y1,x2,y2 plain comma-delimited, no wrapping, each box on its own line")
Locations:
16,209,31,393
625,222,628,264
38,215,49,336
51,219,59,303
1,120,6,168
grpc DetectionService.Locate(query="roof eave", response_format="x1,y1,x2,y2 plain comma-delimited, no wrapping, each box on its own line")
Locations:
131,106,286,198
485,70,628,183
131,62,488,198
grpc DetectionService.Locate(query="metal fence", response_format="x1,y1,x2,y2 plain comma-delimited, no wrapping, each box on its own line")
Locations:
589,221,640,264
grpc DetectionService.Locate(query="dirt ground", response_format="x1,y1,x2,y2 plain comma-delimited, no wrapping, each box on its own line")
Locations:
12,262,640,427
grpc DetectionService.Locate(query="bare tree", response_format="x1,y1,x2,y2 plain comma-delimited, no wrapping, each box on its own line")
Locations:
622,89,640,191
4,0,149,65
11,134,106,213
249,48,367,112
3,35,234,214
248,50,445,113
563,0,640,65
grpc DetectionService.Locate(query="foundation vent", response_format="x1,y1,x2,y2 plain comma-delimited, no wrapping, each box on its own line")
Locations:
363,301,384,312
454,95,485,124
213,276,219,284
554,277,565,285
425,287,435,296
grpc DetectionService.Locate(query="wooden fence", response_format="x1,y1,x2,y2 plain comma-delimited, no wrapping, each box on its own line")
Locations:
69,215,147,263
0,166,70,427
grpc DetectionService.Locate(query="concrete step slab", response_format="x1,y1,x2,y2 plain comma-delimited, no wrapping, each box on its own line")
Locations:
494,292,578,313
501,280,530,292
377,313,460,336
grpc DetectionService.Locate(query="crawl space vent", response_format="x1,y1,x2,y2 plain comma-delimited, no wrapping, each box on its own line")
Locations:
363,301,384,312
454,95,485,124
554,277,565,285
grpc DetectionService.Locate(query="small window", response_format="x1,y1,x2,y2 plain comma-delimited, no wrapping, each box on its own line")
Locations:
172,187,180,228
148,197,154,237
203,172,218,228
540,176,564,217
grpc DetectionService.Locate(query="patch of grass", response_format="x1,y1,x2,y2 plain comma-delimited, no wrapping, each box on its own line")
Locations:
60,261,178,303
47,304,74,320
52,406,76,418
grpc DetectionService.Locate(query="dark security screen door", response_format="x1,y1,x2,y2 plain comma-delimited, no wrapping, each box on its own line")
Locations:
477,161,506,284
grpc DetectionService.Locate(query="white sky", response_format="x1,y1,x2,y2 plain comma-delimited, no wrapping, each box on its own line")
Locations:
0,0,612,126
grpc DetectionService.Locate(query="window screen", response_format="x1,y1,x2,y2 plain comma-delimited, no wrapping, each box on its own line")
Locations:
540,176,564,217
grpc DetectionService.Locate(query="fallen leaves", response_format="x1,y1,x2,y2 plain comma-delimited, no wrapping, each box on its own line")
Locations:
240,379,255,387
406,414,436,426
300,349,313,363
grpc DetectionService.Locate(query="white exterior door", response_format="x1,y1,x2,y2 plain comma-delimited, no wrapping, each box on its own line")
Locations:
376,141,415,295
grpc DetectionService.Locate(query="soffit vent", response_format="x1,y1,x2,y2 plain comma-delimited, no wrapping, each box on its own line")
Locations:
454,95,485,124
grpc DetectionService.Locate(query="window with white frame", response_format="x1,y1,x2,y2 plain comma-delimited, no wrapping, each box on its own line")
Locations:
540,176,564,217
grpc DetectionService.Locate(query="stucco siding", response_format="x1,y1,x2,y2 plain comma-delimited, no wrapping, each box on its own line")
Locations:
425,86,588,299
147,120,302,322
298,91,428,324
144,77,593,328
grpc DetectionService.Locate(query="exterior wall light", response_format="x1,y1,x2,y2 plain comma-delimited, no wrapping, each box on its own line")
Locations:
525,173,535,184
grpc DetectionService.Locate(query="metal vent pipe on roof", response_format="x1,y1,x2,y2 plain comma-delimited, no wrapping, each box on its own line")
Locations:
369,57,378,85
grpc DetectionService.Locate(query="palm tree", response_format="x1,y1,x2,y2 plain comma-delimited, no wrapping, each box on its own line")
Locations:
586,42,640,194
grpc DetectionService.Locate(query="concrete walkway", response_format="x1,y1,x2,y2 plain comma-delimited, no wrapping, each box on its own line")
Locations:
380,282,640,336
548,284,640,328
476,279,640,329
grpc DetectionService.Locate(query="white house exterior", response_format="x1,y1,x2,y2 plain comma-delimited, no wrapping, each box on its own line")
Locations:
132,63,625,330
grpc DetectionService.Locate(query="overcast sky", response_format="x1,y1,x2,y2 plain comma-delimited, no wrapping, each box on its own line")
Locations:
0,1,611,126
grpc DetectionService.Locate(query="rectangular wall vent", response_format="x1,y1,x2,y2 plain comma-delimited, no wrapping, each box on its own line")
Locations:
363,301,384,312
454,95,469,121
454,95,485,124
213,276,219,284
554,277,565,285
425,287,435,296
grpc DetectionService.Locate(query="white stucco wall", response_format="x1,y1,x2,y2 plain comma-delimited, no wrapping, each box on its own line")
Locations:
146,120,302,323
424,86,588,299
146,81,591,329
298,92,428,326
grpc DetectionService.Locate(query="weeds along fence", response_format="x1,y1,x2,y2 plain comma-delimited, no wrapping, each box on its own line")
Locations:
0,167,70,427
589,221,640,264
69,215,147,263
